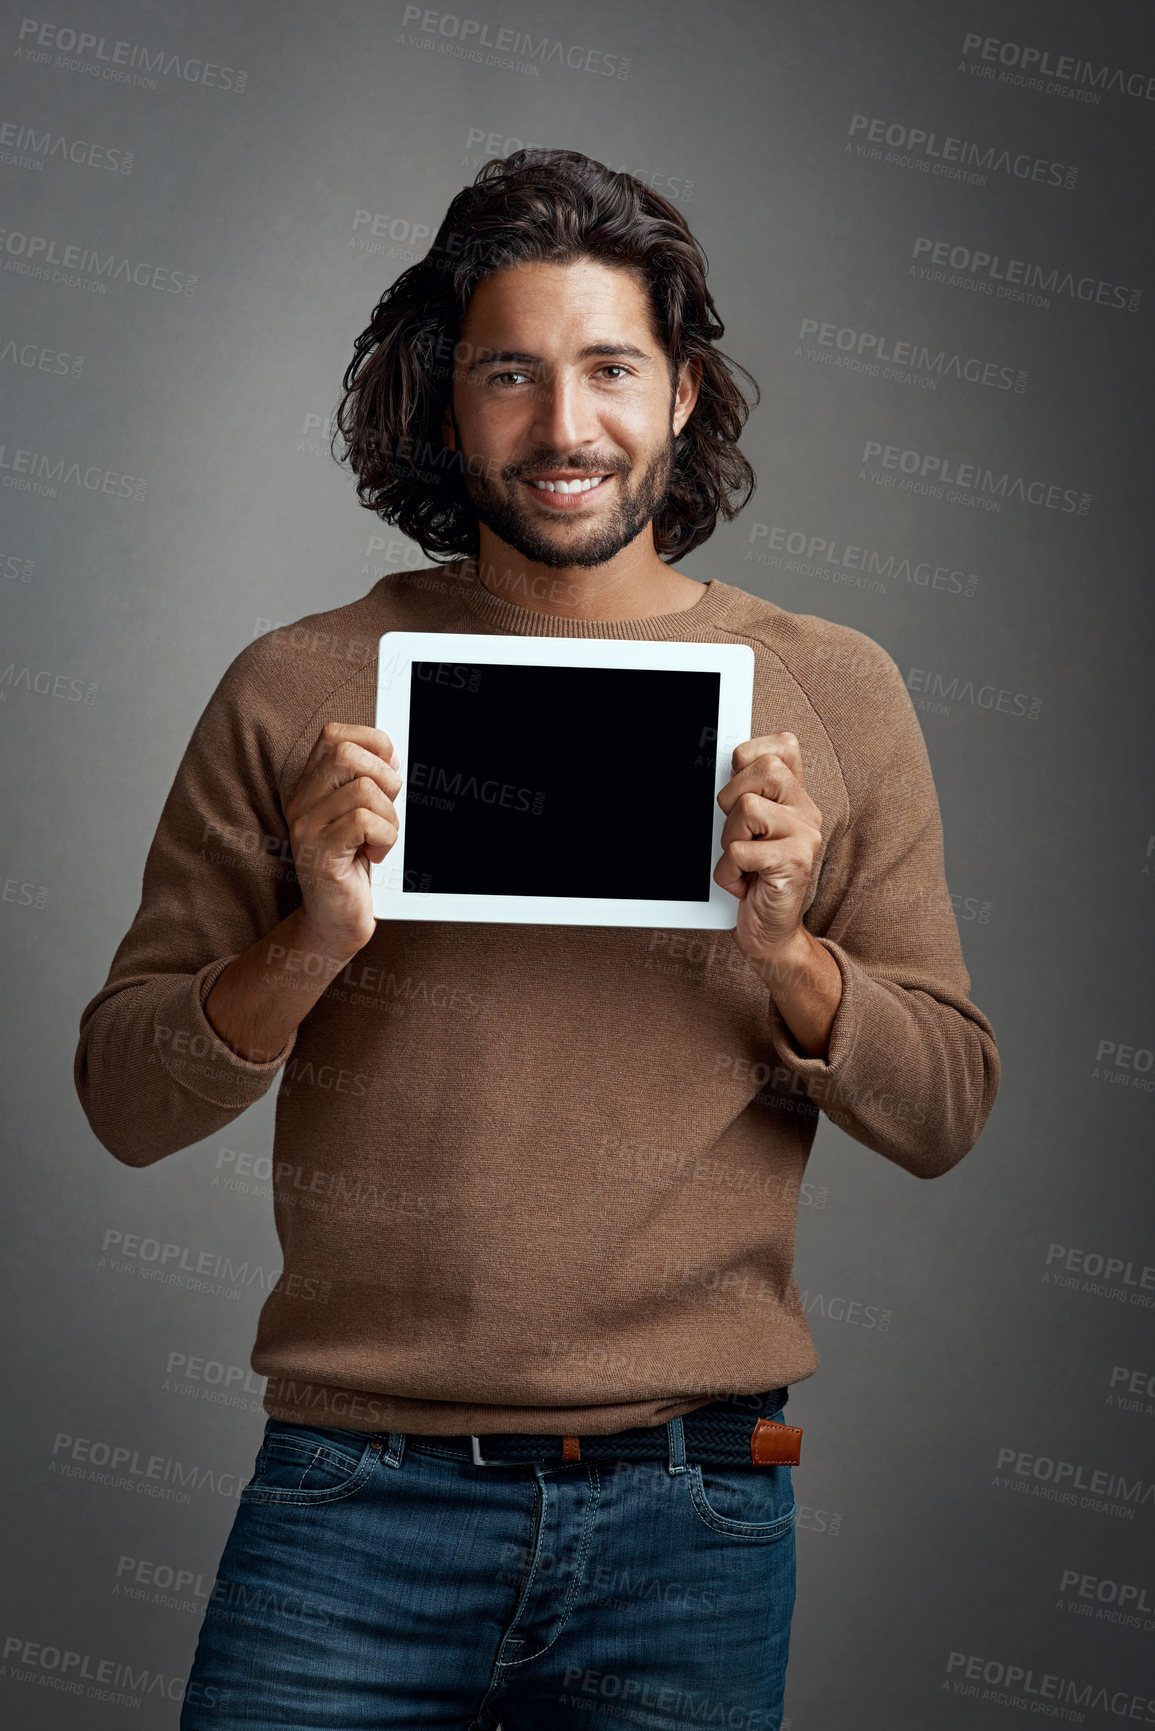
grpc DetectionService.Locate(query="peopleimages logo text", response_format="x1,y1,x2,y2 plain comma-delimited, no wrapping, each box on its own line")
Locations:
910,236,1141,311
848,114,1077,188
0,121,133,174
0,226,196,293
995,1444,1155,1512
798,317,1025,391
399,7,630,77
945,1651,1155,1723
15,17,248,91
960,33,1155,102
861,439,1090,514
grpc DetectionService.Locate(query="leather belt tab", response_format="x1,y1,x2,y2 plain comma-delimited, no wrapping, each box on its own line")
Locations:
750,1417,803,1465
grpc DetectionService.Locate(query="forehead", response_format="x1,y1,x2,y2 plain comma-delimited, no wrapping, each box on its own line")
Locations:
462,257,656,342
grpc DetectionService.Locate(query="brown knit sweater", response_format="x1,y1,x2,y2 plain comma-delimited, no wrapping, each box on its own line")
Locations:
75,558,999,1435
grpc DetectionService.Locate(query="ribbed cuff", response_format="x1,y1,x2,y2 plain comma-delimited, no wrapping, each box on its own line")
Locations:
153,955,298,1109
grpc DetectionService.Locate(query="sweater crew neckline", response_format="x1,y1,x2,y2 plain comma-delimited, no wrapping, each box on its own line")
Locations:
451,556,735,640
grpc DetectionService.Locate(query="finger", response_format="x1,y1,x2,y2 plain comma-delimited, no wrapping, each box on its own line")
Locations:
320,722,400,767
732,731,803,782
719,755,821,831
293,737,402,814
715,835,816,894
317,806,399,863
714,850,750,898
304,775,399,845
719,793,821,853
718,755,804,818
304,722,400,781
715,793,821,907
323,738,402,795
720,791,793,845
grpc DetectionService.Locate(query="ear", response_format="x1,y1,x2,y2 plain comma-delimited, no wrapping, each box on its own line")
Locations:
441,400,457,451
672,354,702,437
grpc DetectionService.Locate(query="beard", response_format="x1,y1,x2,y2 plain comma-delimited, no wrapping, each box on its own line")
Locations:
460,431,676,570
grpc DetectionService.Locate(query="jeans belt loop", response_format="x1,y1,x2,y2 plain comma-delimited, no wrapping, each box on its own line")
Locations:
665,1414,688,1476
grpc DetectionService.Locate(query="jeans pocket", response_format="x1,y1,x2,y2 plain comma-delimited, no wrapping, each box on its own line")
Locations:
239,1421,380,1506
686,1459,797,1541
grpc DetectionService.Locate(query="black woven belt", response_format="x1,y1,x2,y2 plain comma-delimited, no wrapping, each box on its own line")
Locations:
397,1388,790,1468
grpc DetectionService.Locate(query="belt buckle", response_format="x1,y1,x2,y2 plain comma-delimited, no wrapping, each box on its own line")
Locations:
470,1435,522,1467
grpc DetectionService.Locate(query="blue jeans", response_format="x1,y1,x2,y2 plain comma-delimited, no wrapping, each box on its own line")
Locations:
180,1410,796,1730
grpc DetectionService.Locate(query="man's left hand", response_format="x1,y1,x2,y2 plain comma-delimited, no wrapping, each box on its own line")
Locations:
714,731,824,962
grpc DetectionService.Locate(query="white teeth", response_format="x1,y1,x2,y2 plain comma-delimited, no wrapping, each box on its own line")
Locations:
527,475,609,494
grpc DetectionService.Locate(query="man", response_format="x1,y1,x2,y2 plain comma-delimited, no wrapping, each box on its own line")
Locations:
76,149,999,1730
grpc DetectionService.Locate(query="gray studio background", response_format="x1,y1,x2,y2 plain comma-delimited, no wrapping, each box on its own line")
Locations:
3,0,1154,1725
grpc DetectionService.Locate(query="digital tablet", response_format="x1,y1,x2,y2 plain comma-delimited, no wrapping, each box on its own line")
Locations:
371,631,755,928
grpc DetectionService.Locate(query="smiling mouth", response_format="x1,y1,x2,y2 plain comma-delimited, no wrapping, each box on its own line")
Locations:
524,474,613,494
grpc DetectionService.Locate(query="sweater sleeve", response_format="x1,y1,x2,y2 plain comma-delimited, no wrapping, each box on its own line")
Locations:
763,636,1000,1179
74,640,305,1168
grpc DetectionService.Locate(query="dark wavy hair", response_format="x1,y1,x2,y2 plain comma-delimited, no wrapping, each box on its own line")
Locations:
330,148,760,563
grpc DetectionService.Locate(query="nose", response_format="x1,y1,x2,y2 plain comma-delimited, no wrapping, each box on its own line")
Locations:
529,364,600,456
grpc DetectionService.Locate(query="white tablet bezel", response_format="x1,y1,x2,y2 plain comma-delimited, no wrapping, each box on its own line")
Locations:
371,630,754,928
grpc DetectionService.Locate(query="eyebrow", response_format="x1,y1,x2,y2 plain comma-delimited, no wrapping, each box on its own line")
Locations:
467,343,652,371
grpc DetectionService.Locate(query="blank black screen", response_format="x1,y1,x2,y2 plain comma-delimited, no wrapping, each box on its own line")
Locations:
402,661,721,900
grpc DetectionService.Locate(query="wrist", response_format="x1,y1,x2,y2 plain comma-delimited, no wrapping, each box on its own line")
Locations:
747,926,842,1060
746,925,819,996
287,904,371,976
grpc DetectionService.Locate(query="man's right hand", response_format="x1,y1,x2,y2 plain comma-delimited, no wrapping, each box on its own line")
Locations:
284,722,403,964
201,722,402,1064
